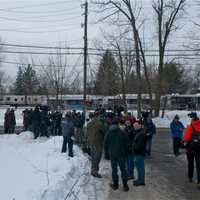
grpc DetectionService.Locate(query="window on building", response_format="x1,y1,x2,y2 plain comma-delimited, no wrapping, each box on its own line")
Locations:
14,98,18,102
6,97,10,101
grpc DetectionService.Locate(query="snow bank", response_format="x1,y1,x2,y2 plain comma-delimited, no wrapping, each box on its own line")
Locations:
153,110,200,128
0,132,90,200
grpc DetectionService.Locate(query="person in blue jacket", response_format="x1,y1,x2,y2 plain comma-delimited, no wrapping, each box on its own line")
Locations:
170,115,184,156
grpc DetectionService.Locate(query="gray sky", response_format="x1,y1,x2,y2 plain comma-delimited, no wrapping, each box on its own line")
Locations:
0,0,199,78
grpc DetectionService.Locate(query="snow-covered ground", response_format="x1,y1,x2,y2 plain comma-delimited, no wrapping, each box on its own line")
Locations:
0,132,92,200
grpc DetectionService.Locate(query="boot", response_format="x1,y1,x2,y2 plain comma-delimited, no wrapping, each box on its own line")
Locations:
110,182,119,190
123,180,129,192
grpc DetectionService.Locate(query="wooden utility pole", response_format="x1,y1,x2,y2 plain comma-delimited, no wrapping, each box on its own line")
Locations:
83,1,88,117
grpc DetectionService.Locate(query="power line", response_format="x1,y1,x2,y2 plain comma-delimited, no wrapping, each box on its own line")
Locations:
0,16,82,23
0,60,84,68
2,43,200,52
0,26,81,34
0,0,76,11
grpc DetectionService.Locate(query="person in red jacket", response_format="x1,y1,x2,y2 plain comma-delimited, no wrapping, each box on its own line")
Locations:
184,112,200,189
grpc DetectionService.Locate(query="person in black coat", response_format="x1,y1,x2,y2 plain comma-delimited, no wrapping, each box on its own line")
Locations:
104,118,129,192
9,109,16,133
40,109,50,138
4,108,10,134
132,121,147,186
32,106,41,139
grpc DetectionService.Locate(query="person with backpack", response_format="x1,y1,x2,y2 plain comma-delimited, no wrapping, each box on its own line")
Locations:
183,112,200,189
170,115,184,156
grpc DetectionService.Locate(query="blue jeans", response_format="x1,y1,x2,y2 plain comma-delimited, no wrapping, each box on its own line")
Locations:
61,136,73,157
135,155,145,184
146,137,153,156
126,154,134,177
111,157,127,184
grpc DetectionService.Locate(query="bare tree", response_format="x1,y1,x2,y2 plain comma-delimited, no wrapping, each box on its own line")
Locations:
41,49,68,109
92,0,147,117
152,0,186,116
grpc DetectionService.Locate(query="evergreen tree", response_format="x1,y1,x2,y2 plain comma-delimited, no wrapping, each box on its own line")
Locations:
14,66,24,95
23,64,39,95
161,62,189,94
95,50,119,95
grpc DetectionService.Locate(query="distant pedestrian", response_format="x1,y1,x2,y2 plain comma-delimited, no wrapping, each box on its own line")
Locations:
4,108,10,134
104,118,129,191
170,115,184,156
32,106,41,139
9,109,16,133
23,109,29,131
61,114,74,157
145,117,156,157
132,121,146,186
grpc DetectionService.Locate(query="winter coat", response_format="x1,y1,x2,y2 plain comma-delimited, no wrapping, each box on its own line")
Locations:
124,126,135,154
170,120,184,139
145,120,156,139
87,117,107,147
132,129,147,156
31,109,41,125
184,120,200,142
4,111,10,129
104,125,129,159
9,110,16,127
61,118,74,138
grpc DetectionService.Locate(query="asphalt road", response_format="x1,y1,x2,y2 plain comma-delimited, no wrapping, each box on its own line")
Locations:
94,128,200,200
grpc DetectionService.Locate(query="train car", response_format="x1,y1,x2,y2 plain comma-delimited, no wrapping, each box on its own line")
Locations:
162,94,200,110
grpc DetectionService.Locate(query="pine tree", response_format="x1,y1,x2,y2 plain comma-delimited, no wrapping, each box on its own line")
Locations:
14,66,24,95
95,50,119,95
23,64,39,95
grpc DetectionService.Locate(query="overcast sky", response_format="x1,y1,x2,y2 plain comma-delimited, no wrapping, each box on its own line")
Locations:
0,0,199,78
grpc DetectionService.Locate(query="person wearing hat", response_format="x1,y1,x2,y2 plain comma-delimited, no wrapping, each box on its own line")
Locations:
183,112,200,188
170,115,184,156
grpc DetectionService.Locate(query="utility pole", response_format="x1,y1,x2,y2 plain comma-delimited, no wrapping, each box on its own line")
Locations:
83,1,88,118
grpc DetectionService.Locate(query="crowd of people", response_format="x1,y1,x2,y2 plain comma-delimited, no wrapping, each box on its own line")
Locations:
85,110,156,192
3,106,200,191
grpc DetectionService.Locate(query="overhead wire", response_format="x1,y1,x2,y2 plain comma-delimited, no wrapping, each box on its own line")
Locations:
0,0,76,11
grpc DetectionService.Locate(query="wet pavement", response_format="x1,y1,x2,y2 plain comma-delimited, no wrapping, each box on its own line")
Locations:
98,129,200,200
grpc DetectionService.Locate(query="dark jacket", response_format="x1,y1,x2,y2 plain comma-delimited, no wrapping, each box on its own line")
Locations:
62,118,74,138
133,129,147,156
32,108,41,125
145,119,156,138
104,125,129,159
124,126,135,154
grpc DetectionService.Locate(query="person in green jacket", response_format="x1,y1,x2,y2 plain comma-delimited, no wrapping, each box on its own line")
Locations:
87,111,108,178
